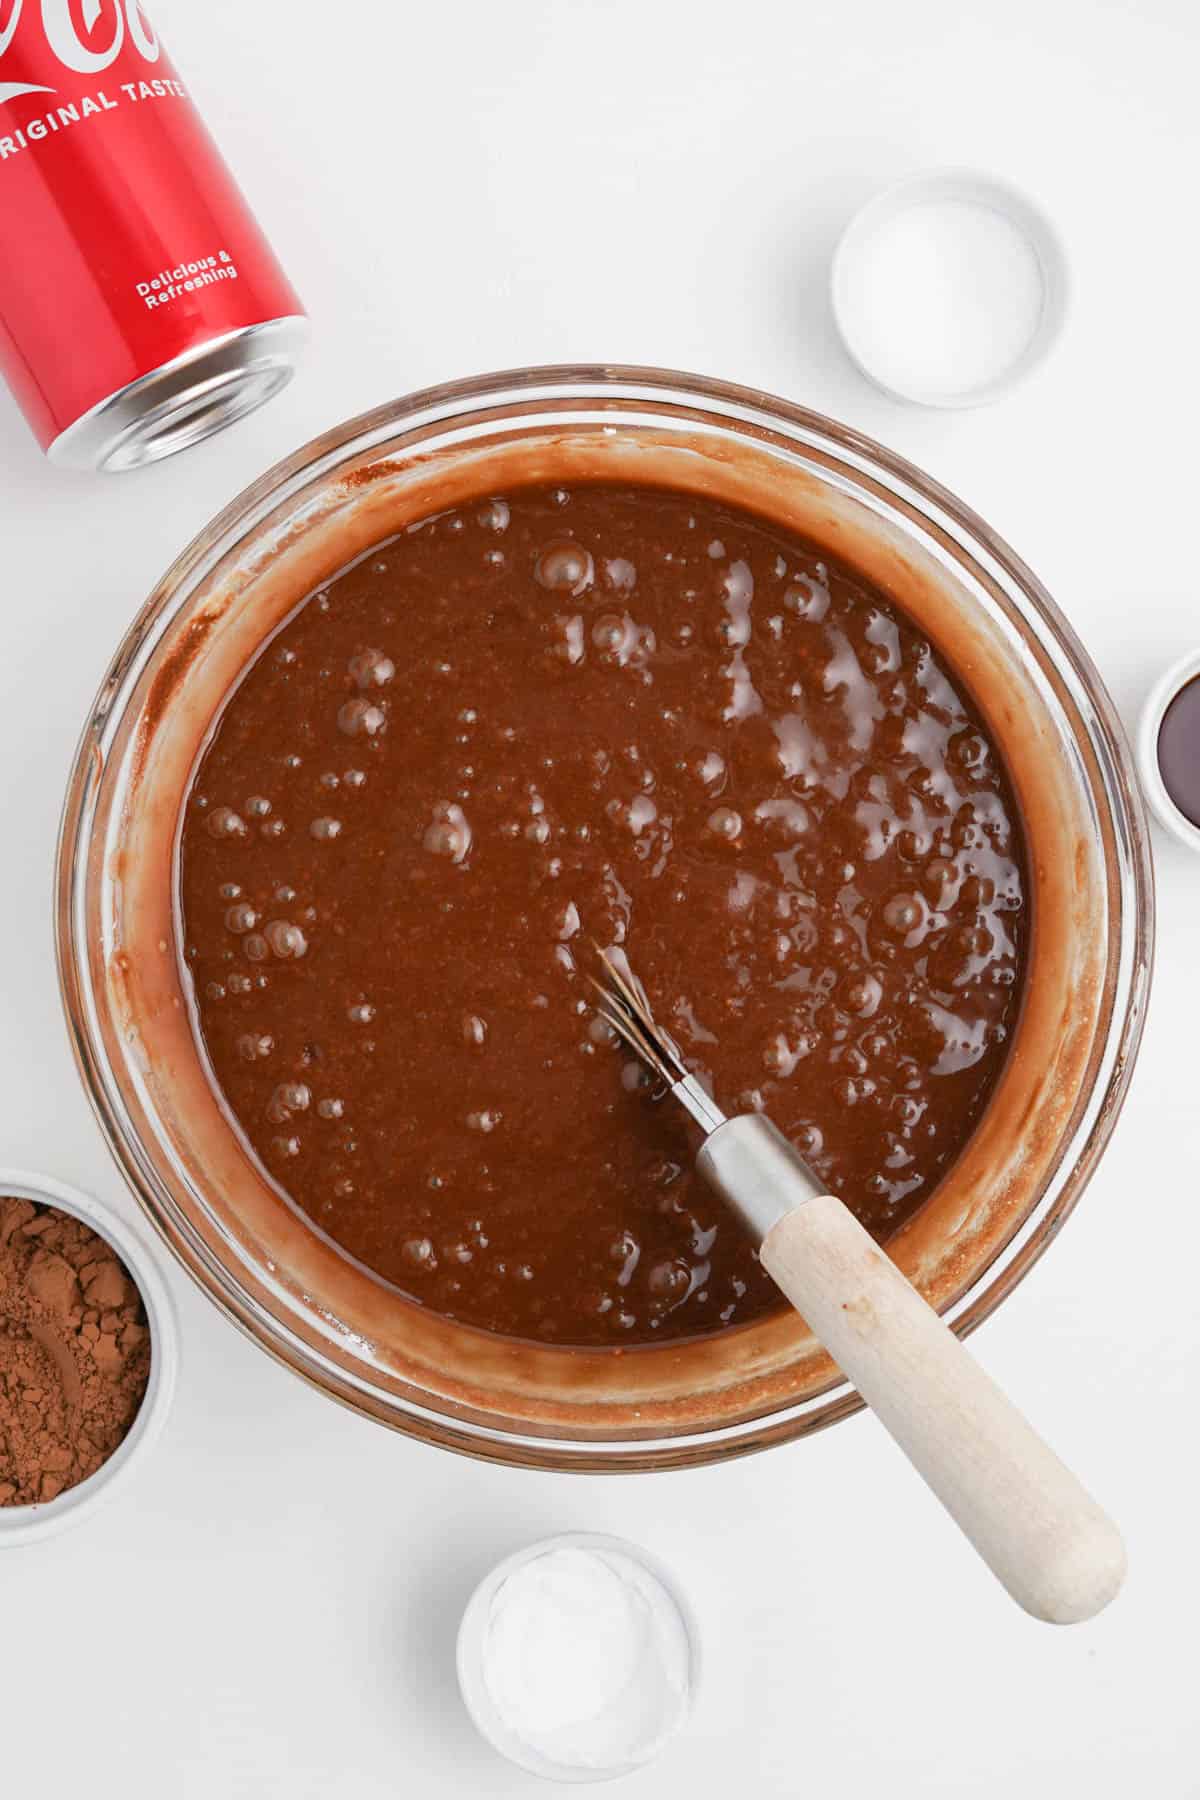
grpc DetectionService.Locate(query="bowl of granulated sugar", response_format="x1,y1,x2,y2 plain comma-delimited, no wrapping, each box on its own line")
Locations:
832,169,1069,407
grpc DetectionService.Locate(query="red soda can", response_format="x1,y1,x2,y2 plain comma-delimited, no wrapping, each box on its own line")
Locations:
0,2,306,471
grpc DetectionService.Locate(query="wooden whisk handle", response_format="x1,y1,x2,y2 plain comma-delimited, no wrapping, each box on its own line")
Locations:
699,1115,1126,1624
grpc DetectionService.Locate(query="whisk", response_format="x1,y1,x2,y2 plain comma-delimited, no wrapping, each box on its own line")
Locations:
592,946,1125,1625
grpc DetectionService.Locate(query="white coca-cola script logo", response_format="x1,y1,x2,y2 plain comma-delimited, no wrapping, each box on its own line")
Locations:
0,0,159,103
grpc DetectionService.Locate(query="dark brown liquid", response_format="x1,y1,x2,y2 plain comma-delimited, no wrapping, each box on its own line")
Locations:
179,484,1028,1347
1158,674,1200,828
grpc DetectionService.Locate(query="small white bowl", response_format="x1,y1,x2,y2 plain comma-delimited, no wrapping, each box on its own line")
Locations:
456,1531,699,1783
0,1169,178,1547
832,168,1070,408
1137,648,1200,854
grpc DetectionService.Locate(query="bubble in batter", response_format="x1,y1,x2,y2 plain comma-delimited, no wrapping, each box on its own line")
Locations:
206,806,246,840
338,698,386,738
349,649,396,689
536,540,594,596
264,921,308,960
423,803,472,863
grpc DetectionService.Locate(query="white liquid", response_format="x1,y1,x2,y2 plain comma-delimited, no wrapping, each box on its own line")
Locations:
839,198,1047,400
481,1546,691,1771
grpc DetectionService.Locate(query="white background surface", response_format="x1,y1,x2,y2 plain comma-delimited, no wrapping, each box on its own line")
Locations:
2,1,1197,1793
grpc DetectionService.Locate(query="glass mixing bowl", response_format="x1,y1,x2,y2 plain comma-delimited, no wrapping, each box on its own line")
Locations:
56,367,1153,1470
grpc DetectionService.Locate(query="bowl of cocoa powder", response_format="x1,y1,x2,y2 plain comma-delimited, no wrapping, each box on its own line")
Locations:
0,1169,177,1545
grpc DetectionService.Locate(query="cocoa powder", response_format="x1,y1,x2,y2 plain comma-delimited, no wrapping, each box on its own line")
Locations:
0,1196,151,1506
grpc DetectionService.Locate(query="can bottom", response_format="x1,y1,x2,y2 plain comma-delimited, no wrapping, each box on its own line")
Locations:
48,316,309,473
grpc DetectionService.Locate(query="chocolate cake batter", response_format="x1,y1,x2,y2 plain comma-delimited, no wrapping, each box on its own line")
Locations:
179,484,1028,1348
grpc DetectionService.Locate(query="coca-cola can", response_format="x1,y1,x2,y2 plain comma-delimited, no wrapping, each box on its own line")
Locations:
0,1,307,472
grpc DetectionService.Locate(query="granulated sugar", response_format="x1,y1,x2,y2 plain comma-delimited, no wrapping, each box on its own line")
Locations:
837,197,1047,401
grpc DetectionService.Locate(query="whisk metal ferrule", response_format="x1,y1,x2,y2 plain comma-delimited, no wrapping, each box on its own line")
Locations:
697,1112,824,1240
670,1071,727,1136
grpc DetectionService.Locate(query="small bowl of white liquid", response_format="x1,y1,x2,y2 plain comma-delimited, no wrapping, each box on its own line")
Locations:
832,169,1069,407
456,1532,698,1782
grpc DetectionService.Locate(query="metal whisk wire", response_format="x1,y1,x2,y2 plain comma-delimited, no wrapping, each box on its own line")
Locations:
590,945,727,1135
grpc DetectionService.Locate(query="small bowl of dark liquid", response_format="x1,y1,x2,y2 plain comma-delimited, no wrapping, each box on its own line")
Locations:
1138,649,1200,853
